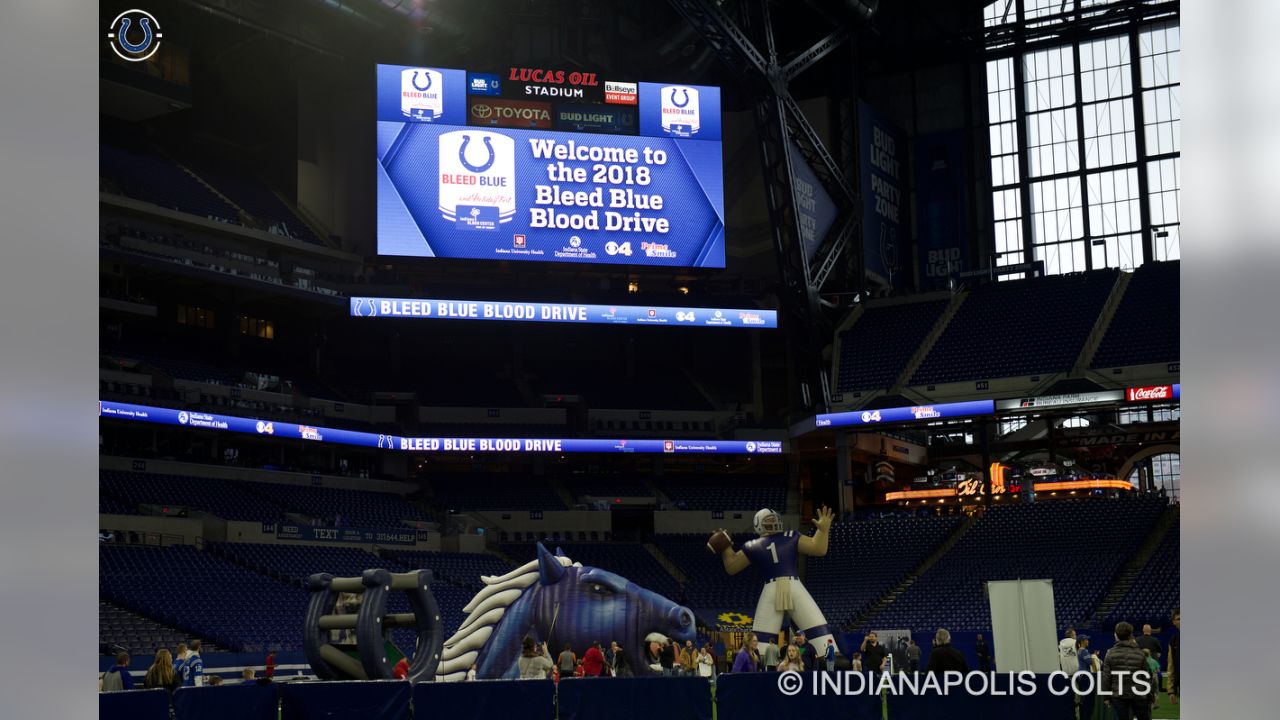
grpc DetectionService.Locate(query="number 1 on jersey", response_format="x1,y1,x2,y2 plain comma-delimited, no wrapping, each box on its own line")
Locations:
767,542,778,564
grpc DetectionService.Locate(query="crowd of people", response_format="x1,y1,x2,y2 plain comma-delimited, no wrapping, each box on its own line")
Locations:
1059,610,1180,720
99,639,277,693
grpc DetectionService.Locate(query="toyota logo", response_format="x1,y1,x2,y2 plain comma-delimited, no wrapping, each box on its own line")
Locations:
471,103,493,119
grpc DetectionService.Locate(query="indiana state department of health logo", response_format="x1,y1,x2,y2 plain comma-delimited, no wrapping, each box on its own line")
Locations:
107,9,163,62
660,85,700,137
401,68,443,121
438,130,516,231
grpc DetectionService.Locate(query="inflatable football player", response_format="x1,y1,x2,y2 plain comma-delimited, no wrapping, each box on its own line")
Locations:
708,506,835,657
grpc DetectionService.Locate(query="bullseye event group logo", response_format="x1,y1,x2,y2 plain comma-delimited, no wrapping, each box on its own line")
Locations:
107,9,163,62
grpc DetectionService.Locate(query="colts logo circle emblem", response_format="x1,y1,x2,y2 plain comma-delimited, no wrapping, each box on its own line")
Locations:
107,10,163,62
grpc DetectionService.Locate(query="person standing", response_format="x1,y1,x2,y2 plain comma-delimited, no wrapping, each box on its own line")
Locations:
861,633,887,673
100,652,134,691
760,638,780,672
924,629,969,673
393,657,410,679
518,638,554,680
1101,622,1153,720
558,644,577,678
1058,629,1079,674
777,644,804,672
465,663,478,681
824,639,836,671
1135,625,1162,663
185,640,205,687
613,645,632,678
173,643,189,686
732,635,759,673
975,634,992,672
795,632,816,671
659,638,676,676
143,649,182,694
906,639,921,672
851,652,863,672
605,641,618,675
582,642,605,678
264,650,276,679
697,646,714,680
1143,650,1161,711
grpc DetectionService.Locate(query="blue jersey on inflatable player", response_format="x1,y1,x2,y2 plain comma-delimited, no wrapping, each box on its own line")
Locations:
710,506,836,658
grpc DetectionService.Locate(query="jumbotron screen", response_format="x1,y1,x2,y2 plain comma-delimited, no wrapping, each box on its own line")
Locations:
375,65,725,267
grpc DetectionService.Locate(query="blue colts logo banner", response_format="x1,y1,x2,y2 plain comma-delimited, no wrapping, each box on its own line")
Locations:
376,64,467,126
638,82,721,141
107,10,164,62
438,131,517,231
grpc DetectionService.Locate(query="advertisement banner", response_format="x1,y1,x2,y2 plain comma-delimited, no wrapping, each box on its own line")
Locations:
858,101,907,287
99,401,786,455
815,400,995,428
995,390,1125,411
503,67,604,102
275,524,423,546
377,67,724,267
915,130,968,290
349,297,777,329
787,139,839,263
467,97,553,129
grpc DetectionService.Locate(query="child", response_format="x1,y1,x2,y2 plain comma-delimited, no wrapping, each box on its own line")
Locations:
1142,649,1161,710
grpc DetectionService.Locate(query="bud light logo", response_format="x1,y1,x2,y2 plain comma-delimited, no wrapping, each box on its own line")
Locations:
401,68,444,121
438,130,516,231
660,85,700,137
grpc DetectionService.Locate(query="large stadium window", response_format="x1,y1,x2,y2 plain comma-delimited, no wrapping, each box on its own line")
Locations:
239,315,275,340
982,2,1180,276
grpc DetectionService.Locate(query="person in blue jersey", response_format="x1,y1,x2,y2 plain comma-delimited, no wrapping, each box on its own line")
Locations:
708,506,836,661
173,643,188,685
184,639,205,686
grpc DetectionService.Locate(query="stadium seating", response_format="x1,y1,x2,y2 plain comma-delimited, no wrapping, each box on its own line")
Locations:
837,299,949,392
100,544,309,652
1107,508,1180,627
562,475,655,500
243,481,429,529
910,270,1119,385
430,475,567,511
805,514,965,629
652,533,758,611
865,495,1166,632
1092,260,1180,368
100,470,285,522
181,160,323,245
100,143,240,223
99,599,222,656
656,475,786,512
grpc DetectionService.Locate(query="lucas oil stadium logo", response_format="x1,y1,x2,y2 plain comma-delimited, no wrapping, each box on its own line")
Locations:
107,9,163,63
660,85,700,137
438,130,516,231
401,68,444,121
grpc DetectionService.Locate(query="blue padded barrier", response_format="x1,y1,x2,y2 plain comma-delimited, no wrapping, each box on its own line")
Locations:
885,673,1075,720
716,672,882,720
99,688,170,720
412,679,555,720
558,676,713,720
279,680,411,720
174,683,278,720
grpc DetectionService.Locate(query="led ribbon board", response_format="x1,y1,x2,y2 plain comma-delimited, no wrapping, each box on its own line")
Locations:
814,399,996,428
376,65,725,267
99,401,784,455
349,297,777,329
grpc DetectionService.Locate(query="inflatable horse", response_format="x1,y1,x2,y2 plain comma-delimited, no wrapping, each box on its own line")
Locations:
436,543,695,680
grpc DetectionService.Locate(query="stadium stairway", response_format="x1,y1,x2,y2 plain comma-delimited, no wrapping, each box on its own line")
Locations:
890,291,968,394
849,513,977,631
1071,271,1134,375
642,541,688,584
549,478,576,510
1082,502,1179,630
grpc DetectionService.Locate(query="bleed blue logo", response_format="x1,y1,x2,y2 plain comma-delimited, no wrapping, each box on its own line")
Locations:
438,130,516,231
107,9,163,62
467,73,502,96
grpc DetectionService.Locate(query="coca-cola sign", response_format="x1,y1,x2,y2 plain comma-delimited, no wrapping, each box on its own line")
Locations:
1126,385,1173,402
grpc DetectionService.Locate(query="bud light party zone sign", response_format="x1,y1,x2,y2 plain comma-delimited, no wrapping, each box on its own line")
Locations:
376,64,725,267
99,401,784,455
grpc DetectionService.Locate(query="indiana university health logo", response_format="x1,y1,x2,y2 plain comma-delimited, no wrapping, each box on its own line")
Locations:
401,68,444,121
660,85,700,137
438,130,516,231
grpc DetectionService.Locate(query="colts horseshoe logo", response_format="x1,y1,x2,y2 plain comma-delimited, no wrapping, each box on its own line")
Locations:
108,10,164,62
411,71,432,92
458,135,497,174
670,87,691,108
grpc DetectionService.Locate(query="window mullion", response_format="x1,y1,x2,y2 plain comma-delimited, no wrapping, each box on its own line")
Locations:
1129,23,1154,265
1071,40,1091,270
